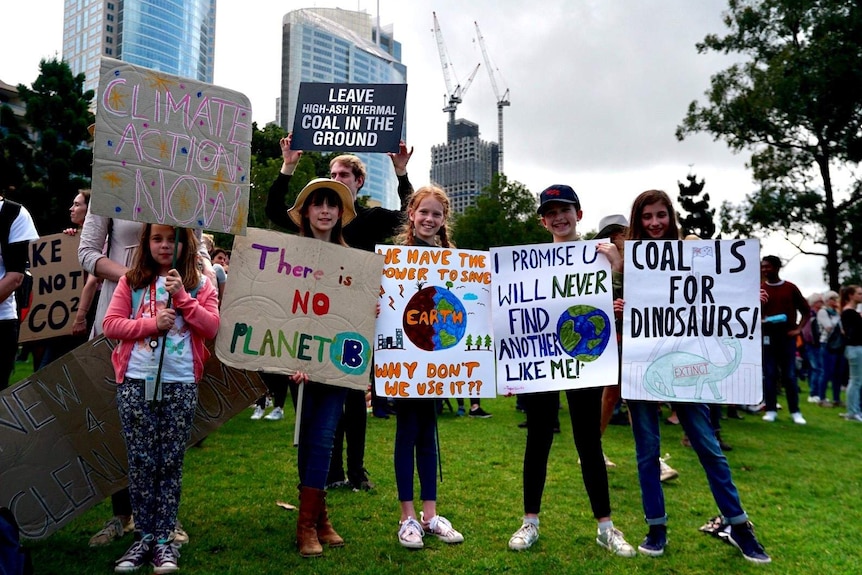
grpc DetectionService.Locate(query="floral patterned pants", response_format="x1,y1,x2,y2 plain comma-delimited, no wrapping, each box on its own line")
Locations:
117,378,197,541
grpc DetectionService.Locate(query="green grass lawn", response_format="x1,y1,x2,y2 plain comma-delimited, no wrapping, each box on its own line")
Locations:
22,370,862,574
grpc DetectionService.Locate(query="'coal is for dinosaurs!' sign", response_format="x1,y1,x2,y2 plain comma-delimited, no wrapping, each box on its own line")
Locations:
621,239,762,404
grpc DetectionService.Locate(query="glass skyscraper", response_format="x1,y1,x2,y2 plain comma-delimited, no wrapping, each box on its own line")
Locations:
63,0,216,97
280,8,407,210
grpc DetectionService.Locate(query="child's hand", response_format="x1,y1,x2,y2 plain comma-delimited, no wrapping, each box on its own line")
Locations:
613,297,625,319
596,242,623,272
165,269,183,295
291,370,310,384
156,308,177,331
62,227,79,236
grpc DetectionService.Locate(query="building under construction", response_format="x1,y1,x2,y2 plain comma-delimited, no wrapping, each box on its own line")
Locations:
431,120,498,215
429,14,507,215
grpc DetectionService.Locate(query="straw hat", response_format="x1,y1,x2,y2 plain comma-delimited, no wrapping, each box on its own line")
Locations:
287,178,356,228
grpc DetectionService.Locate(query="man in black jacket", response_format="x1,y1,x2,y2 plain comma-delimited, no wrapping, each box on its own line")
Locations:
266,134,414,490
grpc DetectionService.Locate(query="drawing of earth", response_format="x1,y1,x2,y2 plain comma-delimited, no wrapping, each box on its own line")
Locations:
557,304,611,362
402,286,467,351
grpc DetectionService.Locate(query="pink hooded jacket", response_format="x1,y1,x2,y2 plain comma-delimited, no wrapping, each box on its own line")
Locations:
102,275,220,382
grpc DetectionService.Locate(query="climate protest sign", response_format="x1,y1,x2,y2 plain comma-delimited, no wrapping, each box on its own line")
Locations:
374,245,495,399
90,58,252,234
19,233,84,342
290,83,407,152
215,229,383,390
491,241,619,396
621,239,762,404
0,337,265,541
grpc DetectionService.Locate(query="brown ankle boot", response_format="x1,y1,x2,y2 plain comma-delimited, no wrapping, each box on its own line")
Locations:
297,486,323,557
316,491,344,547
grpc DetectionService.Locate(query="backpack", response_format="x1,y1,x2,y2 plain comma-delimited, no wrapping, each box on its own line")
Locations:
0,506,32,575
827,319,845,354
0,199,33,320
801,309,820,347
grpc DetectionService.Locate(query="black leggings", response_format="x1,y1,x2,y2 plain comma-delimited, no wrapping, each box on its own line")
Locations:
521,387,610,519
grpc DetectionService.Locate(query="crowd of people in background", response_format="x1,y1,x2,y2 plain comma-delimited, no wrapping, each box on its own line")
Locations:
6,138,862,571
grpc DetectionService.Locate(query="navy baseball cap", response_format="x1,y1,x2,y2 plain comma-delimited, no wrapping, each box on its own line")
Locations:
537,184,581,215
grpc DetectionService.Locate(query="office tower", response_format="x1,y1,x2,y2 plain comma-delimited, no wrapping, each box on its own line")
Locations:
280,8,407,210
431,118,499,214
63,0,217,97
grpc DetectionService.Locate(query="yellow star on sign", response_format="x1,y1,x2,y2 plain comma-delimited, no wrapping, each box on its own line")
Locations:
211,168,227,192
102,172,123,188
158,138,169,159
146,72,175,92
231,205,248,234
109,87,127,111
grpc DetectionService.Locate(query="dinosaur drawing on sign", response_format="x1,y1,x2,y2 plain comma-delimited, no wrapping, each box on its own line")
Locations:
642,338,741,401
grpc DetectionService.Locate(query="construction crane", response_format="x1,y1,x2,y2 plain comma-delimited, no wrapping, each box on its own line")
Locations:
433,12,480,139
475,21,511,173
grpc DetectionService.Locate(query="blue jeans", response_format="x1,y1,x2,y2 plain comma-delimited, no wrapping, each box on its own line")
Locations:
845,346,862,417
628,401,747,526
298,383,348,489
805,343,824,398
820,347,842,403
394,399,438,502
763,335,800,413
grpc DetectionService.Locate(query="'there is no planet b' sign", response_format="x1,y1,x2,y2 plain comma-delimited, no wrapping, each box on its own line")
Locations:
290,82,407,153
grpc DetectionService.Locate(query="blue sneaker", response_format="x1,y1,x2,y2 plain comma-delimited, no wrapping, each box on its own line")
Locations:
728,522,771,564
637,524,667,556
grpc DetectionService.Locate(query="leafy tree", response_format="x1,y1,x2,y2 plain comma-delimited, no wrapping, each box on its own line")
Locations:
676,0,862,288
214,123,334,247
452,174,546,250
11,58,94,234
677,173,716,239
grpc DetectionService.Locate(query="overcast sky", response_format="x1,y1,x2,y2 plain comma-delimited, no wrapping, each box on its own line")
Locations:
1,0,831,294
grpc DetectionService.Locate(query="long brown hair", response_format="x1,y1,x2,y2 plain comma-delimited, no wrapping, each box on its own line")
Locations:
396,186,455,247
299,188,348,246
840,285,861,309
626,189,680,240
125,224,201,290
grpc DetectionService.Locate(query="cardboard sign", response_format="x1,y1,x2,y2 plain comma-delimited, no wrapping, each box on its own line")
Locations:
90,58,252,234
290,83,406,152
491,241,619,395
621,239,763,404
0,337,266,540
19,233,84,342
374,245,495,399
215,229,383,390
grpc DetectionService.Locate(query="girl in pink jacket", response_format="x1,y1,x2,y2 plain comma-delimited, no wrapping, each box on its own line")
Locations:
103,224,219,574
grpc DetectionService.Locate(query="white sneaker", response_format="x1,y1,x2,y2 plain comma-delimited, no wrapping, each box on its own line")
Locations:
264,407,284,421
596,526,636,557
659,456,678,482
421,512,464,544
250,405,265,420
604,452,617,468
762,411,777,422
508,521,539,551
398,517,424,549
807,396,821,403
791,412,806,425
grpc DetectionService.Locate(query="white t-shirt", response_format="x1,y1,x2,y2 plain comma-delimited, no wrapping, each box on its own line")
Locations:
0,200,39,321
